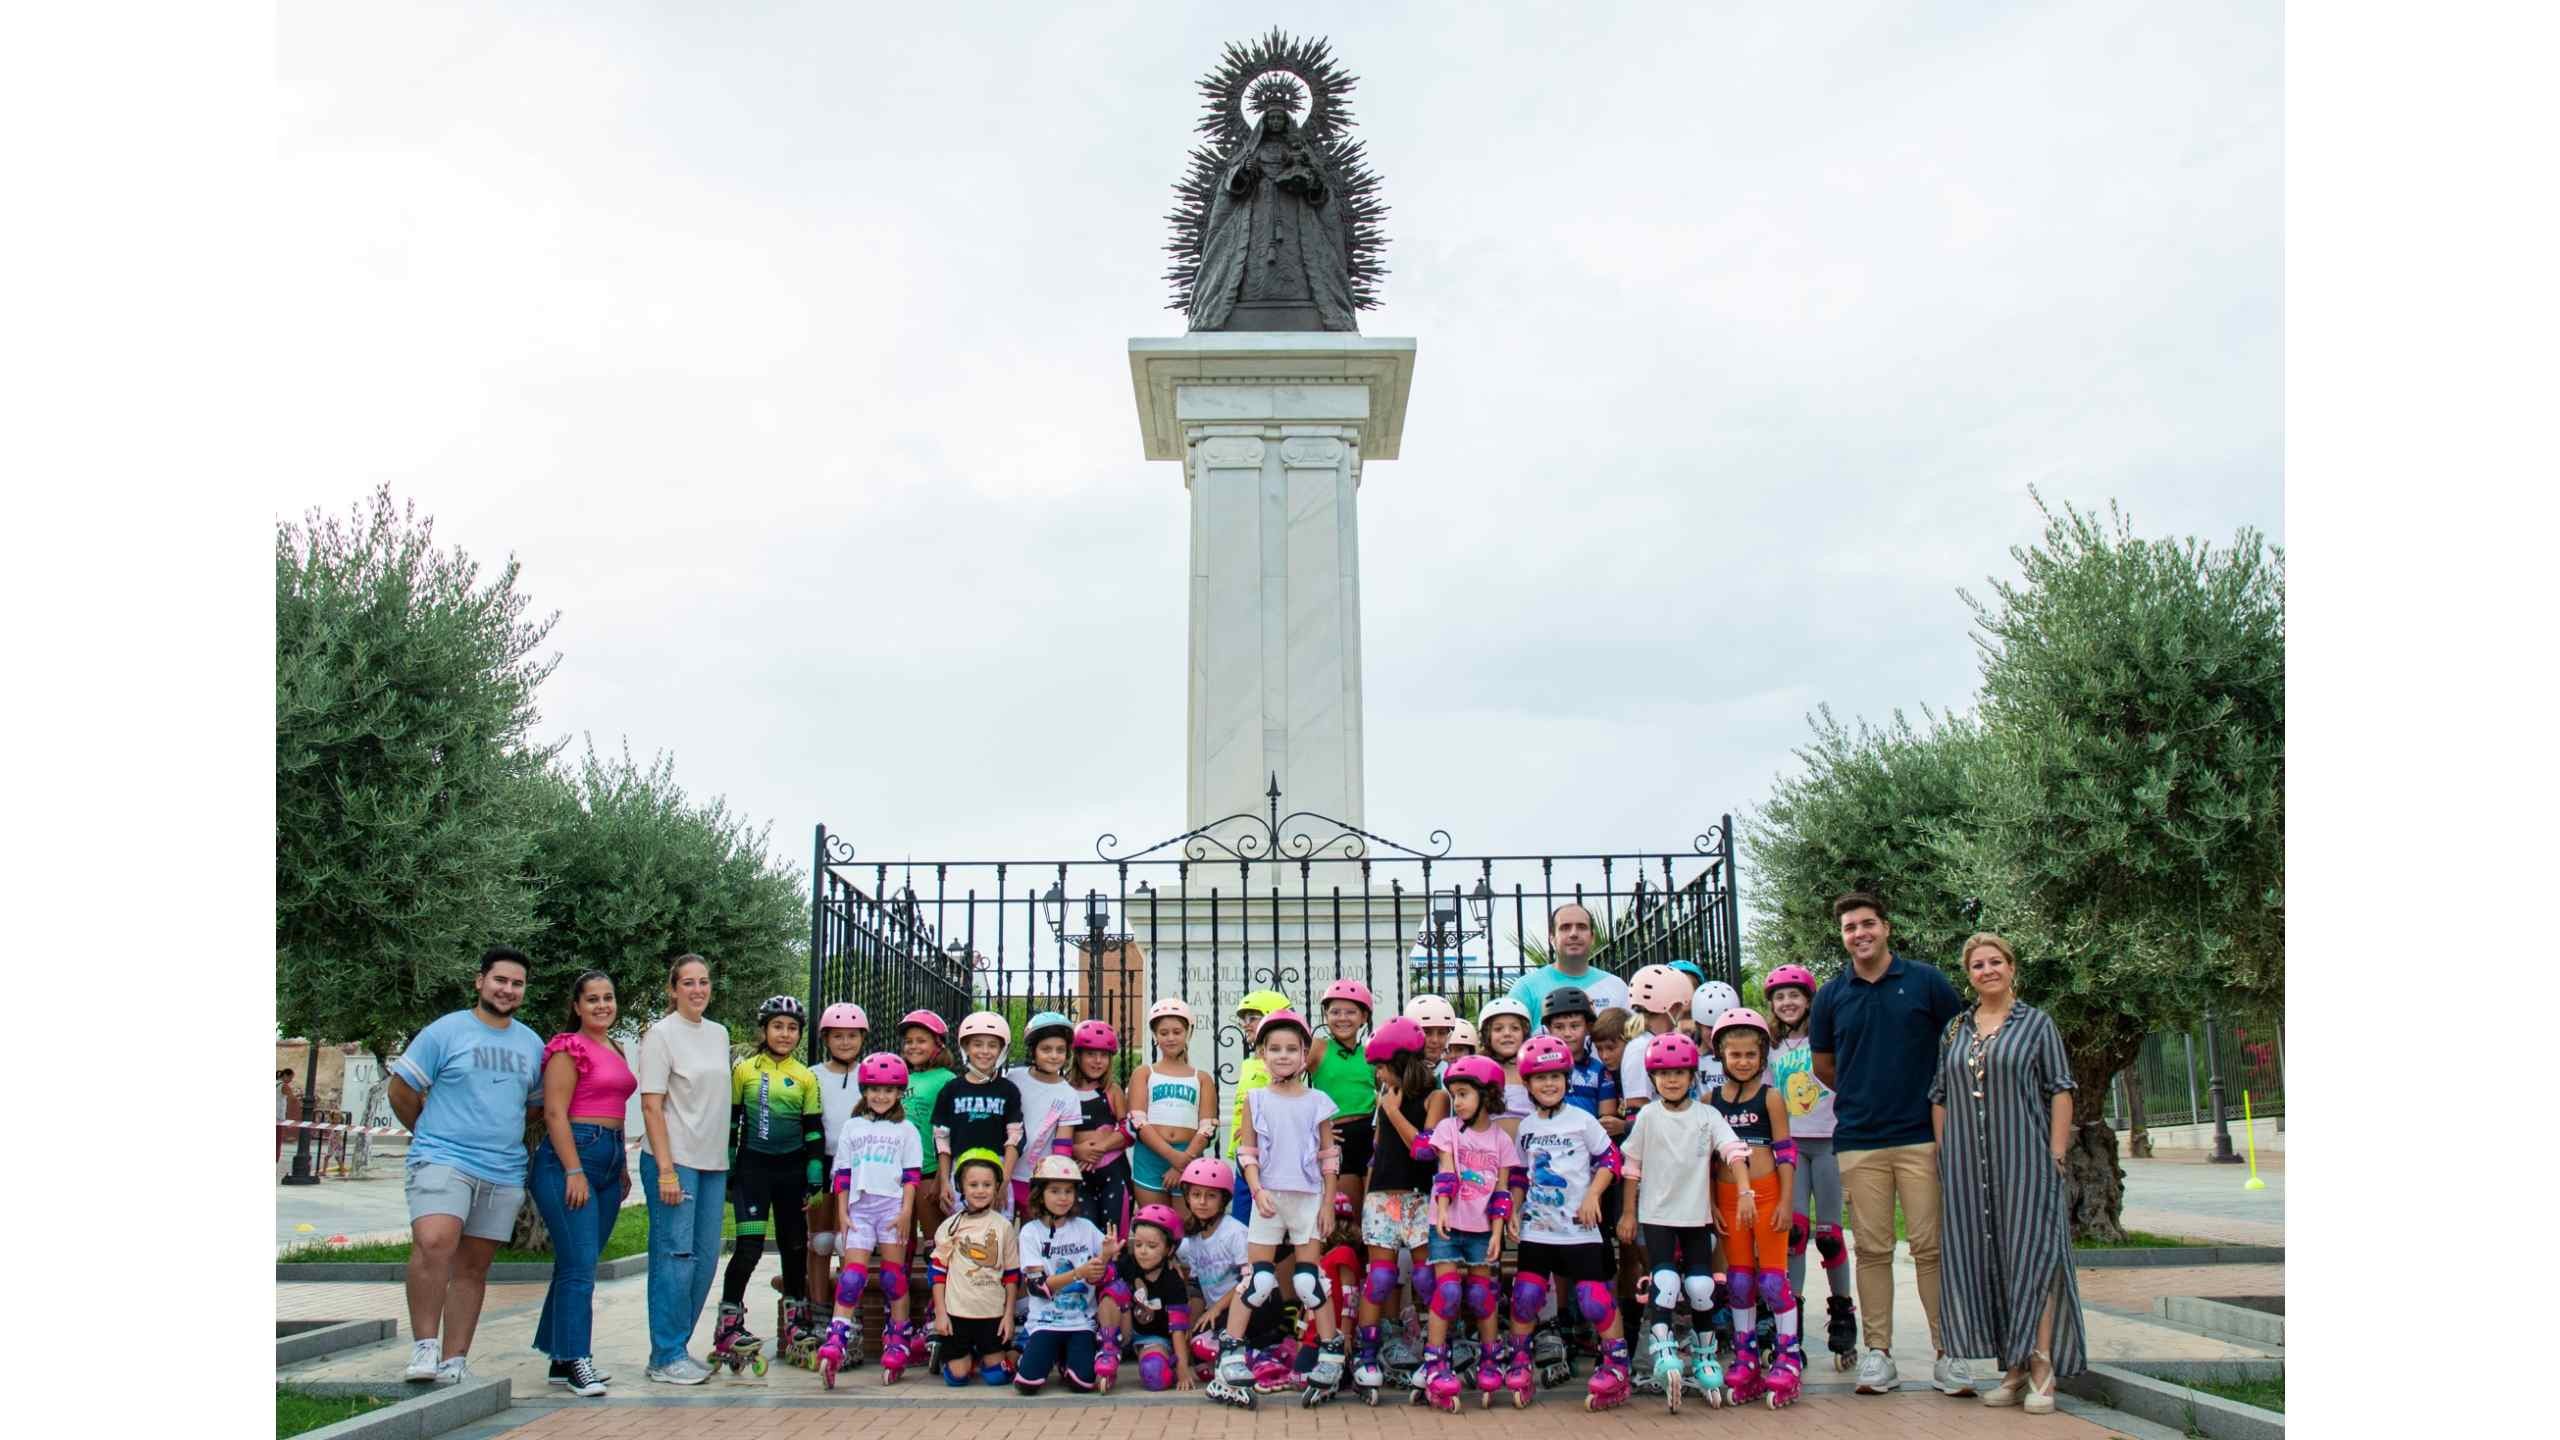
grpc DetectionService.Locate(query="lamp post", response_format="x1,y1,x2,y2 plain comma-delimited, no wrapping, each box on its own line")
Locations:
1044,883,1129,1018
2203,1011,2240,1162
282,1034,322,1187
1416,885,1492,999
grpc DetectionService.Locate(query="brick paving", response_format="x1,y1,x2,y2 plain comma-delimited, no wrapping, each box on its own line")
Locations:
2074,1264,2283,1318
277,1280,549,1322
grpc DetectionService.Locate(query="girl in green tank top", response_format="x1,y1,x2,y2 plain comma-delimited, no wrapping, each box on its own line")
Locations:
1310,984,1378,1219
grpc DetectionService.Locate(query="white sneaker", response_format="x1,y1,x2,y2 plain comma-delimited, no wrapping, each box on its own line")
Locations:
1854,1347,1899,1393
647,1356,711,1386
404,1338,442,1383
435,1355,470,1385
1933,1353,1977,1396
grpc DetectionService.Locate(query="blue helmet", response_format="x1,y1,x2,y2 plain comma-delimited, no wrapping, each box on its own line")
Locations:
1024,1010,1075,1049
1667,960,1707,986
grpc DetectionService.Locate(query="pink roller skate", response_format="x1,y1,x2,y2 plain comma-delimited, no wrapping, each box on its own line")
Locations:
1724,1342,1765,1407
1585,1340,1633,1412
1250,1346,1299,1393
815,1317,853,1390
1476,1335,1511,1407
1764,1348,1803,1409
1504,1333,1537,1407
1190,1332,1221,1384
1094,1328,1122,1392
879,1321,916,1384
1414,1347,1463,1413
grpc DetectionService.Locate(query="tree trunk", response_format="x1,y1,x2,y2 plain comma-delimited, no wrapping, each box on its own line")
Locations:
2124,1073,2154,1158
2062,1036,2145,1244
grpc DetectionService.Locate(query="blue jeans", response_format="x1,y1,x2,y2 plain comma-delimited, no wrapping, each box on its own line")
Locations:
529,1124,628,1362
641,1150,728,1368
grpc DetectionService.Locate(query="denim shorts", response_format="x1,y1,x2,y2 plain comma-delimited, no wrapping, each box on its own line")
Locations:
407,1160,525,1241
1426,1227,1492,1267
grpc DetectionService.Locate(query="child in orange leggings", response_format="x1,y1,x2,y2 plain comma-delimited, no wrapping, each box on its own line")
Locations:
1706,1006,1800,1408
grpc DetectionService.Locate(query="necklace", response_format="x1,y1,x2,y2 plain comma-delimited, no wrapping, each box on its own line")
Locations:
1964,1008,2011,1100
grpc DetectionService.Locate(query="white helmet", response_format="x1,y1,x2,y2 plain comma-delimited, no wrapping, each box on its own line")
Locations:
1476,997,1532,1032
1445,1019,1480,1049
1693,982,1741,1020
955,1011,1012,1047
1404,994,1458,1028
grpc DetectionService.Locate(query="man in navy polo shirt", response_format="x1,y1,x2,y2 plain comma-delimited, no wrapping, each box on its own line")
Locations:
1809,891,1966,1397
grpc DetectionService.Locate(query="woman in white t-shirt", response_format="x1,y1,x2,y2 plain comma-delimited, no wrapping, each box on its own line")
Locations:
636,955,732,1384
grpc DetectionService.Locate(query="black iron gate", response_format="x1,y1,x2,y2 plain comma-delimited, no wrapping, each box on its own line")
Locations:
807,785,1740,1095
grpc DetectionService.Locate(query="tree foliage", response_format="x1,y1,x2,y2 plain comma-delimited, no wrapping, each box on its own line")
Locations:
519,740,808,1041
277,487,559,1060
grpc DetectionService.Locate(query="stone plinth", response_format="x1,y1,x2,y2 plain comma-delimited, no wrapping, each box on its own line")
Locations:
1127,334,1418,839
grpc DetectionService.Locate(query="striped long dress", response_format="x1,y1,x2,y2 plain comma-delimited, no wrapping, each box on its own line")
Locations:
1929,1001,2087,1376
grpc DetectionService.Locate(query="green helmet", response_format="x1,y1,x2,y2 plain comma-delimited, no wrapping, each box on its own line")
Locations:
952,1147,1006,1185
1237,989,1292,1018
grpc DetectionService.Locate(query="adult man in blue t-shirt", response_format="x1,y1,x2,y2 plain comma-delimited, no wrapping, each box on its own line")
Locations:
386,947,547,1385
1809,892,1967,1398
1505,903,1631,1029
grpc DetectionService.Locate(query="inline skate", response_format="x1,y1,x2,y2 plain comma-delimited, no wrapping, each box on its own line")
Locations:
1412,1346,1462,1413
1532,1322,1572,1387
1205,1334,1257,1409
1724,1334,1764,1407
1584,1337,1632,1412
1645,1326,1686,1413
1826,1294,1858,1371
1302,1334,1349,1407
1504,1332,1539,1407
1094,1327,1121,1392
1351,1324,1385,1405
709,1303,767,1377
880,1320,918,1384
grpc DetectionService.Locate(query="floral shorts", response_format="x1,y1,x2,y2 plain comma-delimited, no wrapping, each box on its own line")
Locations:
1362,1189,1430,1253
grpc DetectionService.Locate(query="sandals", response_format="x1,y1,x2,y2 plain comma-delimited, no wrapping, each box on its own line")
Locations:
2021,1351,2057,1415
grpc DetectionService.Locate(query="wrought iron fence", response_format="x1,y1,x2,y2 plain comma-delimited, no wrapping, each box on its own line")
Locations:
806,785,1739,1108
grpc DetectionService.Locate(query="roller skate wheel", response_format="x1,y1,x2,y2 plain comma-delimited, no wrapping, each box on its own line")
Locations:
751,1354,767,1376
1513,1389,1531,1408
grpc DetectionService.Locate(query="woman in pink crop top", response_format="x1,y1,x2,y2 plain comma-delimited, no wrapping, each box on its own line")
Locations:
529,970,639,1395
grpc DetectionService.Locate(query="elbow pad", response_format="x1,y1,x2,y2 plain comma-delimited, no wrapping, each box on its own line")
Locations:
1050,1136,1076,1156
1620,1156,1643,1182
1593,1145,1623,1174
1001,1268,1022,1286
1409,1134,1437,1162
1166,1304,1191,1331
1505,1165,1528,1190
832,1169,853,1194
900,1167,922,1186
1005,1123,1024,1149
1317,1145,1341,1177
1127,1109,1149,1129
1104,1279,1133,1307
1431,1171,1459,1198
1718,1140,1752,1166
1771,1138,1798,1167
928,1260,949,1285
1484,1191,1513,1221
1237,1143,1260,1167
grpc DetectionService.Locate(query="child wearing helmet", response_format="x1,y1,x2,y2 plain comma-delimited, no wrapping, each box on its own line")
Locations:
712,996,825,1365
927,1149,1020,1386
1209,1009,1353,1402
1759,966,1854,1373
798,1003,872,1358
1173,1156,1249,1373
1511,1034,1634,1410
1707,1008,1800,1407
1017,1154,1120,1393
1404,994,1458,1069
815,1053,925,1383
1619,965,1697,1122
1310,979,1378,1221
1225,989,1294,1215
1476,997,1536,1137
1415,1054,1522,1410
932,1013,1026,1216
1351,1016,1446,1394
1067,1020,1134,1231
1440,1018,1480,1066
894,1012,955,1263
1128,999,1218,1211
1009,1012,1085,1217
1617,1030,1753,1410
1098,1204,1196,1391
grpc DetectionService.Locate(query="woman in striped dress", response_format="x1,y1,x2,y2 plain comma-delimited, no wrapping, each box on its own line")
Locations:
1929,932,2085,1415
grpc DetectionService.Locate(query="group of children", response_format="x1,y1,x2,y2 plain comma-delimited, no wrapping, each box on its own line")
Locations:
724,960,1857,1414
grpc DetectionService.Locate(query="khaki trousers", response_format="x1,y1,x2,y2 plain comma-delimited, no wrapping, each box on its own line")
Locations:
1837,1141,1943,1353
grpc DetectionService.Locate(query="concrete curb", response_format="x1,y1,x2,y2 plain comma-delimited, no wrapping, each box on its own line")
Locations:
2071,1243,2284,1267
280,1240,730,1284
281,1374,510,1440
280,1319,398,1365
2062,1361,2283,1440
2153,1295,2284,1346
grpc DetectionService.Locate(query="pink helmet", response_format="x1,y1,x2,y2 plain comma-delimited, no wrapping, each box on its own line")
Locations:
1072,1019,1120,1051
1132,1203,1183,1239
1442,1055,1505,1093
1628,964,1695,1016
1709,1008,1771,1049
1319,978,1375,1014
817,1002,868,1035
1334,1189,1358,1220
1363,1015,1426,1063
1255,1009,1313,1049
856,1053,910,1088
1763,964,1818,998
1146,997,1195,1029
1178,1156,1235,1193
1516,1034,1574,1077
1644,1032,1703,1073
895,1009,947,1039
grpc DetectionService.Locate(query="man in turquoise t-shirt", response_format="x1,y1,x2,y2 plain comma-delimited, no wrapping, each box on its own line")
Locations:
1505,903,1631,1029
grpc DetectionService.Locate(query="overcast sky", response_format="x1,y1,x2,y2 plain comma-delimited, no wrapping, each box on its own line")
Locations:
274,1,2281,905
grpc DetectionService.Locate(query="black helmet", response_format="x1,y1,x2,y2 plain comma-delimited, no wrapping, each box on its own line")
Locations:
1544,986,1596,1024
757,994,807,1026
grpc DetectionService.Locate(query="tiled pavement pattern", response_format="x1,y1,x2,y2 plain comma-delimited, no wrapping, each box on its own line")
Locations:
2074,1265,2283,1320
279,1281,549,1323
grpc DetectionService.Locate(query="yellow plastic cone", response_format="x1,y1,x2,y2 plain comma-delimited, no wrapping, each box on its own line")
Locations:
295,1222,317,1232
2241,1089,2266,1190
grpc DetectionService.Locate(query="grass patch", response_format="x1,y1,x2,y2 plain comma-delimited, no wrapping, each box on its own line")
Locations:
2073,1228,2210,1249
2188,1373,2283,1412
277,1387,392,1437
281,1204,734,1264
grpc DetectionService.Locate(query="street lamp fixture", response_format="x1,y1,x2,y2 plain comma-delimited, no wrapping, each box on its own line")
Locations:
1466,877,1493,933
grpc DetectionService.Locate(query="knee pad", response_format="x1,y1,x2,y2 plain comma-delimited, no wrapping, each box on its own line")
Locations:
810,1229,840,1257
1727,1269,1759,1309
880,1262,908,1301
1365,1261,1399,1304
1464,1276,1495,1321
1575,1280,1615,1327
1244,1261,1280,1309
1788,1213,1809,1256
1814,1224,1847,1266
1760,1270,1795,1313
1681,1273,1718,1312
835,1261,870,1310
1139,1350,1172,1391
1431,1272,1465,1320
1649,1268,1683,1309
1293,1263,1326,1309
1510,1271,1550,1321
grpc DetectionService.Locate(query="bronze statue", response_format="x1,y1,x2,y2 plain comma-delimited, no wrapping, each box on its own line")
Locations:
1165,32,1389,333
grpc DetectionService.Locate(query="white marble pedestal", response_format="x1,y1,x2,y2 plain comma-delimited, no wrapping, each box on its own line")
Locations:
1126,334,1418,842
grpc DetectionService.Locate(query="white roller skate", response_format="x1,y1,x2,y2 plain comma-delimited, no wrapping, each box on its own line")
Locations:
1205,1334,1257,1409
